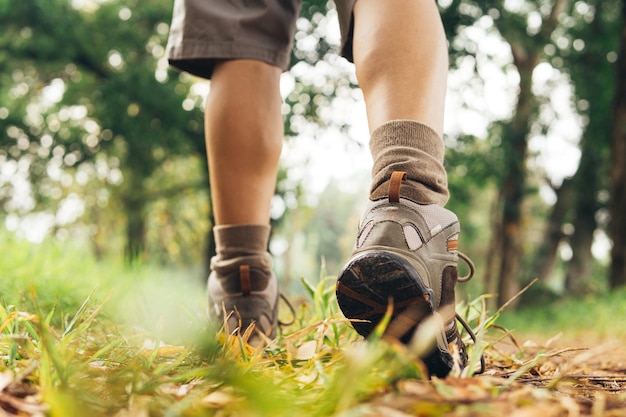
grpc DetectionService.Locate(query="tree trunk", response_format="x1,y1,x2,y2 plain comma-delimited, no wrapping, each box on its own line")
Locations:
560,0,617,293
124,197,147,263
564,113,605,295
483,198,503,298
534,178,574,282
122,167,149,264
609,0,626,289
480,0,571,308
495,54,537,307
565,207,596,294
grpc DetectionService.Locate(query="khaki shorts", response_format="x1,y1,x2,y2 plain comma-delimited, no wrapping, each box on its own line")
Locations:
166,0,357,79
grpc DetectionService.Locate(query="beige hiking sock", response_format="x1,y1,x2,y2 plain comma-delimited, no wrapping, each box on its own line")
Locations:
369,120,449,206
211,224,273,292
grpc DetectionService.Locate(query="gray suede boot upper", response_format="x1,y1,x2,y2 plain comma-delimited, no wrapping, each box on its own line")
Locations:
337,171,474,377
208,224,278,344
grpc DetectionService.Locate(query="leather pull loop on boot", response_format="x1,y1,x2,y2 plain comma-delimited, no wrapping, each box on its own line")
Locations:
389,171,407,203
239,265,251,296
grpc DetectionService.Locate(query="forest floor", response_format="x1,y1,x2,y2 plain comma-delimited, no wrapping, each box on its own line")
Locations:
355,334,626,416
1,234,625,416
2,293,625,417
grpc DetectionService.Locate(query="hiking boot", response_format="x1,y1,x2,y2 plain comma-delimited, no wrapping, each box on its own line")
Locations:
336,171,475,377
208,263,278,344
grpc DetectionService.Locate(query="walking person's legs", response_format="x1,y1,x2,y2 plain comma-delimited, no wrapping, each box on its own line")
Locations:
353,0,448,135
165,0,477,374
205,60,283,227
166,0,300,342
335,0,476,377
204,60,284,341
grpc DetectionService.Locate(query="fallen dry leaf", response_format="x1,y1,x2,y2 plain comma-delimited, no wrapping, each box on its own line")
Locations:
0,371,46,417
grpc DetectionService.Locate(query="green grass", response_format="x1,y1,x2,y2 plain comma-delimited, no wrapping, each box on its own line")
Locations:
498,288,626,342
0,231,438,416
2,230,624,416
0,230,208,338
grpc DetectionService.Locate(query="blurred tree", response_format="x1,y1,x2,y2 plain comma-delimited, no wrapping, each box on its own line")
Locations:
559,0,618,294
444,0,623,299
0,0,206,262
5,0,619,297
532,176,574,285
440,0,572,306
0,0,362,271
489,0,570,306
528,0,621,295
609,0,626,288
444,134,502,290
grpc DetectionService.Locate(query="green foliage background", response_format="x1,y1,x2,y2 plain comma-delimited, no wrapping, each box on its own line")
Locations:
0,0,624,301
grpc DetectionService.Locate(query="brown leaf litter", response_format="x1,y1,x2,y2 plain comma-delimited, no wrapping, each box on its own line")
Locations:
0,365,46,417
358,336,626,417
2,334,625,416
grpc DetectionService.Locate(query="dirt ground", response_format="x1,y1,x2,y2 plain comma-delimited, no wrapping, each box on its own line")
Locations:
357,334,626,416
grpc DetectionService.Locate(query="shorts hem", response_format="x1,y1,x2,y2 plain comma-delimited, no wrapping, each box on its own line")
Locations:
167,38,291,79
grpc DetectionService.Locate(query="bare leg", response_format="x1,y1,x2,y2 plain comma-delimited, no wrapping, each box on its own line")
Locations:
352,0,448,136
205,59,283,225
204,59,283,342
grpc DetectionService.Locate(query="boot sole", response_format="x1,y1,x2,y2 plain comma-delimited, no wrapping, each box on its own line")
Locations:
336,250,454,377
